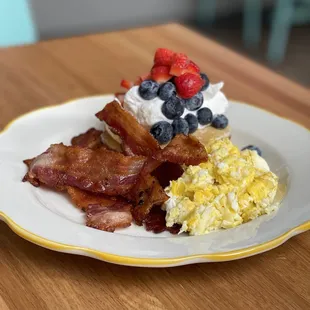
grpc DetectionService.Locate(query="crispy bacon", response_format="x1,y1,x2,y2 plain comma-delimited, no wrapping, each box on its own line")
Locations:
153,134,208,166
151,162,184,188
144,207,181,234
67,186,110,211
71,128,103,149
129,175,169,225
23,144,146,195
86,202,132,232
67,187,132,231
96,100,160,156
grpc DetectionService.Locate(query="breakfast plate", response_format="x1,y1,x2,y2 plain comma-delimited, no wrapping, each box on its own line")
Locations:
0,95,309,267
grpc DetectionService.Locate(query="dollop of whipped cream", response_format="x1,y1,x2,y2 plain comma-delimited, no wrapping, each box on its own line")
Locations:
123,83,229,129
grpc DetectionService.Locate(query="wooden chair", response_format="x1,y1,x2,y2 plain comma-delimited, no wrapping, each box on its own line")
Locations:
0,0,37,47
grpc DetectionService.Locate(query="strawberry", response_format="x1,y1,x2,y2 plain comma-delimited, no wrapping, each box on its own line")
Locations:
154,48,174,66
170,53,189,76
134,73,151,86
186,60,200,74
151,66,173,83
174,73,204,99
120,79,133,89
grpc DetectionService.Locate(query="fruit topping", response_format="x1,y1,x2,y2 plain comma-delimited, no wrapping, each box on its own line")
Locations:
121,79,133,90
197,107,213,125
151,65,173,83
242,145,262,156
161,96,185,119
138,80,160,100
187,60,200,74
174,73,204,99
170,53,189,76
184,114,198,134
211,114,228,129
158,82,176,101
134,73,151,86
150,121,173,144
172,118,189,136
154,48,174,66
200,73,210,91
183,92,204,111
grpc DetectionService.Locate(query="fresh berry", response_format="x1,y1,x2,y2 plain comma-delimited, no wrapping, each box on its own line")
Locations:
150,121,173,144
212,114,228,129
170,53,189,76
183,92,204,111
172,118,189,136
154,48,174,66
200,73,210,91
134,73,151,85
241,145,262,156
186,60,200,74
158,82,176,101
185,114,199,134
121,79,133,90
174,73,204,99
151,66,173,83
138,80,160,100
161,96,185,119
197,107,213,125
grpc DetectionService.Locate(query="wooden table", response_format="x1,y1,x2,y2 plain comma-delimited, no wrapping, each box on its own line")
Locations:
0,24,309,310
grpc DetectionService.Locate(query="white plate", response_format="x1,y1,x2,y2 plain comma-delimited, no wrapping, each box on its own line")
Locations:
0,95,309,267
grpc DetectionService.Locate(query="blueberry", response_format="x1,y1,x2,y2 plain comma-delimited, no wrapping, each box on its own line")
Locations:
172,118,189,136
161,96,185,120
158,82,176,101
242,145,262,156
138,80,159,100
197,108,213,125
183,92,204,111
150,121,173,144
200,73,210,91
185,114,198,134
212,114,228,129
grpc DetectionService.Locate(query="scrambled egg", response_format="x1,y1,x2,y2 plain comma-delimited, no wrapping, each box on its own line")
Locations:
164,138,279,235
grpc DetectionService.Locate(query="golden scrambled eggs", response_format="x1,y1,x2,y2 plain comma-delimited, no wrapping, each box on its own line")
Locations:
164,138,279,235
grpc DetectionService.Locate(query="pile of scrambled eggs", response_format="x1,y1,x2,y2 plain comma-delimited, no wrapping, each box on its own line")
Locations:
164,138,279,235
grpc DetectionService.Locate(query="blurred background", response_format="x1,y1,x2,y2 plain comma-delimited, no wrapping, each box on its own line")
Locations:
1,0,309,86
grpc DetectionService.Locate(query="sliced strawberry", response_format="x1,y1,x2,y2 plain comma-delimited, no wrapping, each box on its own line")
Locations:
154,48,174,66
186,60,200,74
151,66,173,83
121,79,133,89
174,73,204,99
170,53,189,76
134,73,152,86
140,73,152,81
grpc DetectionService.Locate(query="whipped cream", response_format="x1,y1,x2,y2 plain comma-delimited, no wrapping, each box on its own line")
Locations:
123,83,229,129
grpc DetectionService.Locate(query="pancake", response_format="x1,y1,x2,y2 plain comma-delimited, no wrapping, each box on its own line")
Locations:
102,124,231,152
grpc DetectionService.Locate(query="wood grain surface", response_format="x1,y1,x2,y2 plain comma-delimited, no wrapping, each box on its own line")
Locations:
0,23,309,310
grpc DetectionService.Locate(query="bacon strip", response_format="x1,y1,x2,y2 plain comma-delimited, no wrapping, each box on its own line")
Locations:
86,203,132,232
23,144,146,195
66,186,132,232
153,134,208,166
96,100,160,156
151,162,184,188
144,207,181,234
129,175,169,225
71,128,103,149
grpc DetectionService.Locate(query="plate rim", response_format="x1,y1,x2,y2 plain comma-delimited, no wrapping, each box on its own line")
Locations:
1,95,309,266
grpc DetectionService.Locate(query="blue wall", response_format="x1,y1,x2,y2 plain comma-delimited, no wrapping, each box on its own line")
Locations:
0,0,37,47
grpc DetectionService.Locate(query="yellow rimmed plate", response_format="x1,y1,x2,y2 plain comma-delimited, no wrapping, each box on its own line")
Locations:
0,95,309,267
